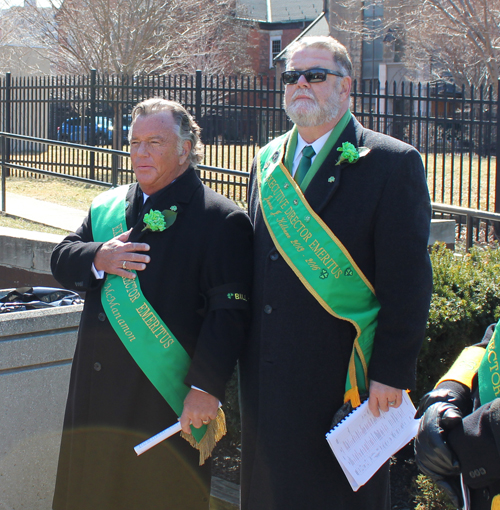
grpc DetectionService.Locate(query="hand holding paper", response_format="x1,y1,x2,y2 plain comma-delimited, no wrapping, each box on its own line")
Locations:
134,421,182,456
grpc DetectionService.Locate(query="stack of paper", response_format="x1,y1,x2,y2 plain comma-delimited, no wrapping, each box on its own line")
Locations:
326,391,420,491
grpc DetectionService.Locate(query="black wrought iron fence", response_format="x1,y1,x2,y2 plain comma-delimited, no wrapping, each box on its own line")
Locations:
0,70,499,214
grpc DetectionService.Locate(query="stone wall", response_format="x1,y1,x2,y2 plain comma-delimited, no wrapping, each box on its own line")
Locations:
0,227,64,289
0,305,82,510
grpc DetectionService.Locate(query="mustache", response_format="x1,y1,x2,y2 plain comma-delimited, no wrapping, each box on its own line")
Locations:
291,89,316,100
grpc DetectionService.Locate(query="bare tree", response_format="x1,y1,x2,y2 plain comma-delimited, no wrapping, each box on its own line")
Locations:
22,0,252,76
0,5,55,75
329,0,500,88
404,0,500,88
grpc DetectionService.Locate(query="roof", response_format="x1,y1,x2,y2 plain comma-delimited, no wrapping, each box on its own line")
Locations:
236,0,322,23
273,12,329,61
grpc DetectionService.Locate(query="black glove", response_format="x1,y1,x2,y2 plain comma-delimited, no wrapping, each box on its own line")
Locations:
414,402,463,508
448,399,500,490
415,386,472,419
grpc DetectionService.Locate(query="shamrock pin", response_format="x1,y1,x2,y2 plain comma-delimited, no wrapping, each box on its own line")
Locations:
142,208,178,232
336,142,370,166
143,210,167,232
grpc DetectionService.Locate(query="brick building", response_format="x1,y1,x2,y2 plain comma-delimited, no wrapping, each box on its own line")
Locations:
235,0,322,79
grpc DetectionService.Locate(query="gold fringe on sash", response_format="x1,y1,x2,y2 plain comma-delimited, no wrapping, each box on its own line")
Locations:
180,408,227,465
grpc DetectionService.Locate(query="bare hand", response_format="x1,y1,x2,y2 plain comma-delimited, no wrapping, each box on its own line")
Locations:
94,229,150,279
180,389,219,434
368,380,403,417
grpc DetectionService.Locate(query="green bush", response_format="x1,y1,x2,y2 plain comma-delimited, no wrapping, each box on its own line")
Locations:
416,242,500,401
413,474,456,510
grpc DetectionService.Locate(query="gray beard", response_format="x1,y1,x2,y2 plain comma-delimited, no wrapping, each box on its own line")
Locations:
284,90,340,127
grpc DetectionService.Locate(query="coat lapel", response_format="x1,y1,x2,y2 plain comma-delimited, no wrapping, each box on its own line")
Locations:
304,117,365,214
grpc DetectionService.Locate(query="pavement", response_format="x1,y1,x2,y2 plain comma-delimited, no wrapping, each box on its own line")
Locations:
3,192,87,232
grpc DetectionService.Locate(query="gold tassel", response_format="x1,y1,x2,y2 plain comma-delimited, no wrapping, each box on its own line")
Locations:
344,387,361,408
180,408,227,465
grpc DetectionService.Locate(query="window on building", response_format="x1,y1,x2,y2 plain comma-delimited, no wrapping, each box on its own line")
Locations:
270,36,282,68
362,3,384,87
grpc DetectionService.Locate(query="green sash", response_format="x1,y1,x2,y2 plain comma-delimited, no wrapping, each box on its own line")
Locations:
478,320,500,404
257,134,380,407
90,185,207,443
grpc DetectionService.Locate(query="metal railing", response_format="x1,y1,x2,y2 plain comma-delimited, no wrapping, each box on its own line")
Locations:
1,132,499,249
0,132,249,207
1,71,499,213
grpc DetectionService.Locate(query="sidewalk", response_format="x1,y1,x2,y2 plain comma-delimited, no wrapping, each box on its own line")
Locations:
3,192,87,232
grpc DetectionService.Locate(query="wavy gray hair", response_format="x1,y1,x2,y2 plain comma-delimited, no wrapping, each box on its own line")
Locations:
285,36,353,78
129,98,204,167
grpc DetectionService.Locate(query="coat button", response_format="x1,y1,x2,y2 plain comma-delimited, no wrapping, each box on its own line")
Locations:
270,252,279,261
98,313,106,321
94,362,102,372
264,305,273,314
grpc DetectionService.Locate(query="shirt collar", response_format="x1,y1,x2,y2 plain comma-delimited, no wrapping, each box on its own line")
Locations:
292,128,334,172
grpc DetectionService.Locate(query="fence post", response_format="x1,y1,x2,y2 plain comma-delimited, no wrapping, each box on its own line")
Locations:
195,70,202,122
89,70,97,180
1,135,5,212
494,80,500,240
4,72,11,178
195,70,202,178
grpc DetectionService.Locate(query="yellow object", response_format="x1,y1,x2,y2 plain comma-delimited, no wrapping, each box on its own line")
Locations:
436,346,486,389
344,386,361,408
181,407,227,465
491,494,500,509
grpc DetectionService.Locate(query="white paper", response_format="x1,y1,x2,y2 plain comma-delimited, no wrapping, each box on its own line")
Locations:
326,391,420,491
134,421,182,456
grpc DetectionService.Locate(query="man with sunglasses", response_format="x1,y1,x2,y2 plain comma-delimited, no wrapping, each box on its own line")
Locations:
239,36,432,509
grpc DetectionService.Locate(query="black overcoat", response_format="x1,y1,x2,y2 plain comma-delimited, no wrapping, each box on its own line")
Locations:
239,117,433,510
51,168,253,510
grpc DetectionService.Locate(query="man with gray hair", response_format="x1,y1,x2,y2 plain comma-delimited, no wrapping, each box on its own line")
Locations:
239,36,432,509
51,98,253,510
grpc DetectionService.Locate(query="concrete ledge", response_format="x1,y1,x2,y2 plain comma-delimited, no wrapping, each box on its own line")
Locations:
0,227,64,275
0,306,81,510
429,219,455,247
0,227,64,288
210,477,239,509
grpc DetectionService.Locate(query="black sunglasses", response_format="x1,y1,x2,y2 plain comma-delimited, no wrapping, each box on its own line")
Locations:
282,68,345,85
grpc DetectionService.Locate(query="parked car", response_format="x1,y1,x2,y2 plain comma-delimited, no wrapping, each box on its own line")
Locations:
57,116,114,145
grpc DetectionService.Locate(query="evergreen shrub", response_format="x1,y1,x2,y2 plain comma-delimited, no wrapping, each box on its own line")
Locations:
416,242,500,401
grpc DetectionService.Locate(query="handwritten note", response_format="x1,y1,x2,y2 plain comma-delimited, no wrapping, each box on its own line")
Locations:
326,391,420,491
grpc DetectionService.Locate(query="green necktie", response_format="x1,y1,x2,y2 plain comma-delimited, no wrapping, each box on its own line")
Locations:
295,145,316,187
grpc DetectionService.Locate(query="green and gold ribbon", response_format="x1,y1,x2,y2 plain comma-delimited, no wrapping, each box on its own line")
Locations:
91,185,225,463
478,320,500,405
257,134,380,407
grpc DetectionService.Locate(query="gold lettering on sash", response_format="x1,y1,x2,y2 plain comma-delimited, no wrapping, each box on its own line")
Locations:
276,217,291,238
112,223,125,237
104,280,136,341
487,337,500,396
136,303,174,348
308,239,343,277
264,170,345,279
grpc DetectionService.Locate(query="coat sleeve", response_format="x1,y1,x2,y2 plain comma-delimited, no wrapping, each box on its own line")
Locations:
367,147,433,390
51,212,104,293
448,398,500,489
184,208,253,402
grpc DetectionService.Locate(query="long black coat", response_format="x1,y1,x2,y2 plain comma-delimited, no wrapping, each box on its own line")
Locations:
239,117,433,510
51,168,253,510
